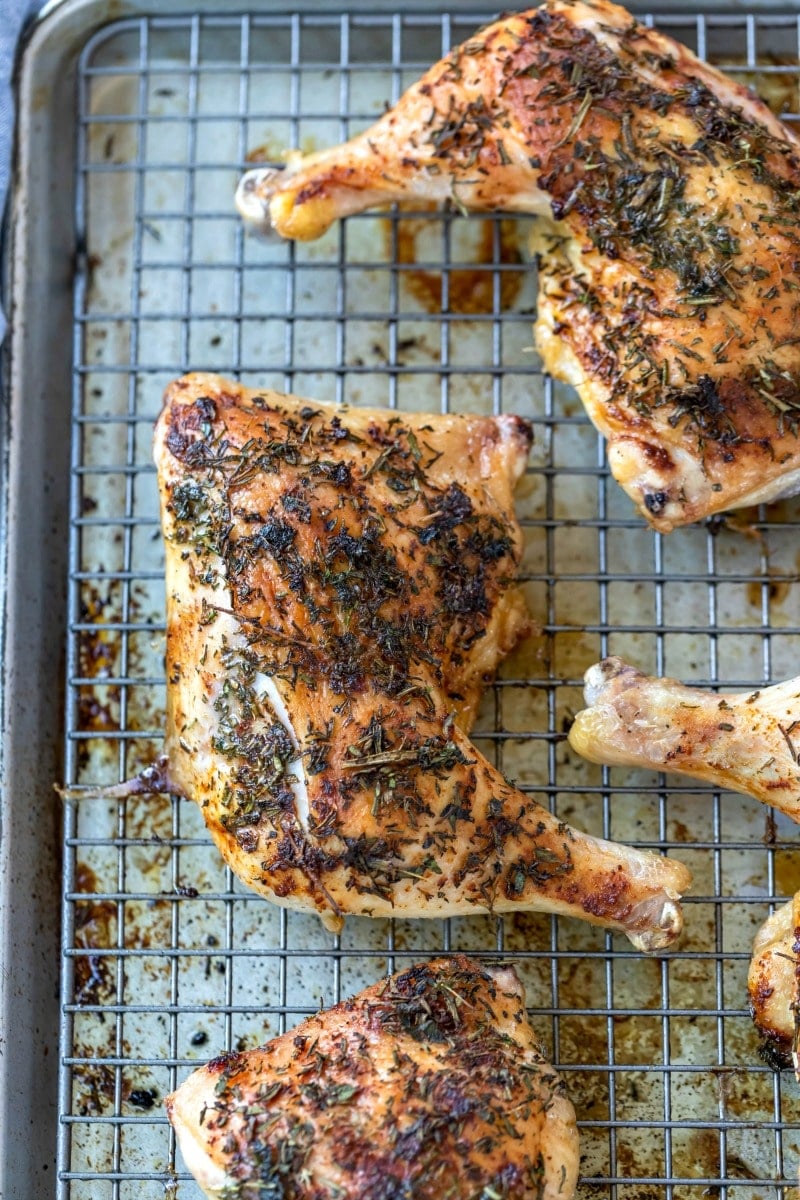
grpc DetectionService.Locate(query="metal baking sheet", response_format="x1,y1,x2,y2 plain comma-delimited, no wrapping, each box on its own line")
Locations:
5,1,800,1197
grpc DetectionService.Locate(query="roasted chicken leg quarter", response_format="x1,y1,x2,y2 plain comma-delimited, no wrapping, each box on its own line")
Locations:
569,657,800,823
165,956,580,1200
152,373,691,950
237,0,800,531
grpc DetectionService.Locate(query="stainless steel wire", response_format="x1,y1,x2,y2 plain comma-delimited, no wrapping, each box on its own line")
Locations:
60,8,800,1198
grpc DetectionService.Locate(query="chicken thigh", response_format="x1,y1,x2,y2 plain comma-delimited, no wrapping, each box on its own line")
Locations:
150,373,690,949
237,0,800,531
166,956,580,1200
569,657,800,823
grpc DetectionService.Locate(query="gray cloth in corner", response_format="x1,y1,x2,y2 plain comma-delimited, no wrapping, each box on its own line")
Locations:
0,0,42,343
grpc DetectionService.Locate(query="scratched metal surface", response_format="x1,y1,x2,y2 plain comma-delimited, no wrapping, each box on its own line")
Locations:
60,8,800,1198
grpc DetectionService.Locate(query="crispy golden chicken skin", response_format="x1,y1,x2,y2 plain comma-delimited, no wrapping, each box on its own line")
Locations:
153,373,690,948
569,657,800,824
165,956,580,1200
237,0,800,531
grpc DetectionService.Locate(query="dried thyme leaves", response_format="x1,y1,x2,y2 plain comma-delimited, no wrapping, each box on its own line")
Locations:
163,395,555,902
420,6,800,457
198,960,568,1200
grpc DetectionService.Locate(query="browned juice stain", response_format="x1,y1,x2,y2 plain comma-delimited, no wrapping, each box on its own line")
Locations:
72,1049,158,1116
245,142,276,164
74,862,115,1005
78,692,120,733
670,819,691,843
552,628,602,680
774,850,800,899
385,206,525,315
79,588,118,680
123,792,173,845
500,628,547,678
746,570,793,609
72,1062,117,1117
680,1128,722,1182
760,495,800,525
245,136,318,164
75,587,124,778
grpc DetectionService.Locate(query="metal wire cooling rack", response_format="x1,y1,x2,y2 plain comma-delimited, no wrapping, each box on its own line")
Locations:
60,7,800,1198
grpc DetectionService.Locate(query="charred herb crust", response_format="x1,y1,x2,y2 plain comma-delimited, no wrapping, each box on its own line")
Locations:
194,959,570,1200
163,390,586,915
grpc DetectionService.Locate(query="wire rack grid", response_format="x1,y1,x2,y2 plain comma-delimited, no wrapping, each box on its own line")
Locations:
60,6,800,1199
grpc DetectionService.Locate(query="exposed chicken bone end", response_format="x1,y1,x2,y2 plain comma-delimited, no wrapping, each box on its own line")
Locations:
236,159,312,239
235,165,282,228
582,655,640,706
626,894,683,954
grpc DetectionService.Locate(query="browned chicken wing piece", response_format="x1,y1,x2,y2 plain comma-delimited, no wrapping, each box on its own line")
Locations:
152,373,690,949
569,657,800,823
748,893,800,1074
237,0,800,531
165,956,580,1200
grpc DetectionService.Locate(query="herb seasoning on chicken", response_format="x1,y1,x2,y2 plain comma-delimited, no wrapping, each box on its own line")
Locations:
237,0,800,531
152,373,690,948
165,956,580,1200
